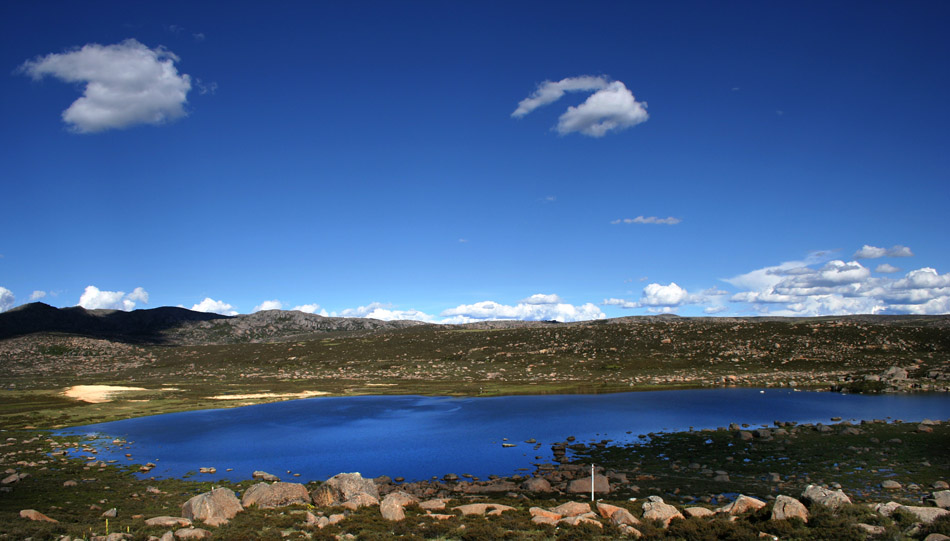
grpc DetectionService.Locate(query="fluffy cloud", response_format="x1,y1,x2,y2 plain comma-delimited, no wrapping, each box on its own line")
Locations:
440,296,605,324
641,282,689,306
78,285,148,311
19,39,191,133
557,81,649,137
875,263,901,274
726,254,950,316
853,245,914,259
604,282,721,313
253,299,283,312
292,303,329,316
191,297,238,316
0,287,14,312
339,302,436,322
29,290,47,301
611,216,681,225
512,76,648,137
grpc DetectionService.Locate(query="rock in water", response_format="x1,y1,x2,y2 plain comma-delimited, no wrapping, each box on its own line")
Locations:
241,482,311,508
181,488,243,527
771,495,809,522
252,470,279,482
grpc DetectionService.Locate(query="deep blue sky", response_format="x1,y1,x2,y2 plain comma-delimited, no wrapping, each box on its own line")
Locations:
2,1,948,321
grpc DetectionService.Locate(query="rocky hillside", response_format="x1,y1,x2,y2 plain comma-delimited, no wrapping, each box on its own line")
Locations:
0,303,429,344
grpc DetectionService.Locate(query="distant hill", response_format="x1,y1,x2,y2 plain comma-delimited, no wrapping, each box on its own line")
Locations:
0,303,429,344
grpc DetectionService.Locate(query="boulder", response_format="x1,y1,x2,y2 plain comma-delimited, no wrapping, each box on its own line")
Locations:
418,499,448,511
145,516,193,528
532,515,558,526
596,502,624,519
642,501,684,527
924,534,950,541
869,501,902,517
174,527,212,539
181,488,243,527
881,480,902,490
241,482,310,508
326,472,379,503
19,509,58,523
684,507,714,518
380,491,418,521
522,477,553,492
552,501,592,517
567,474,611,494
897,505,950,524
342,492,379,510
771,495,808,522
717,494,766,515
530,507,563,521
855,523,886,536
801,484,851,509
931,490,950,509
101,508,118,518
611,508,640,526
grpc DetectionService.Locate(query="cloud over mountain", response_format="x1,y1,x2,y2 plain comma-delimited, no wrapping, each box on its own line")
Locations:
78,285,148,311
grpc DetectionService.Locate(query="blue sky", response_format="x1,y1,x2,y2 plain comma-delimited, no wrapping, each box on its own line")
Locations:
2,1,948,321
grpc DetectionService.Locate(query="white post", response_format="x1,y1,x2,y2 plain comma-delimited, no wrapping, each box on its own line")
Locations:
591,463,595,501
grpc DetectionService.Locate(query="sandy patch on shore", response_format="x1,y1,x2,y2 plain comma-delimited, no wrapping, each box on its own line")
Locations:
208,391,329,400
63,385,148,403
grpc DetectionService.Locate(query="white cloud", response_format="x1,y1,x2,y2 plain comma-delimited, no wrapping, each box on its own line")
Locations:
512,76,609,117
252,299,283,312
512,76,648,137
557,81,649,137
640,282,689,306
853,244,914,259
292,303,329,316
77,285,147,311
339,302,436,322
29,290,47,301
19,39,192,133
440,296,605,324
191,297,238,316
520,293,563,305
726,250,950,316
611,216,681,225
875,263,901,274
703,305,727,314
0,287,14,312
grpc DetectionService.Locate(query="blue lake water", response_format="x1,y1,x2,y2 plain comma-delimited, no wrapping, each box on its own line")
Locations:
60,389,950,482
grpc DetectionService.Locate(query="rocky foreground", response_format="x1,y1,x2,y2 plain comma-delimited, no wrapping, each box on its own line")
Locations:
3,418,949,540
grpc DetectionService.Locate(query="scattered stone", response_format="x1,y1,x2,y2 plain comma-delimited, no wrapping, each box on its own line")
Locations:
881,480,902,490
530,507,562,521
567,474,611,494
934,481,949,489
64,480,78,487
596,502,624,519
101,507,118,518
558,515,603,528
924,534,950,541
181,488,243,527
801,484,851,509
418,498,447,511
521,477,553,492
174,527,212,539
145,517,193,528
454,503,515,516
855,523,886,536
771,495,808,522
611,508,641,527
20,509,58,523
328,513,345,525
737,431,754,442
869,501,902,517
